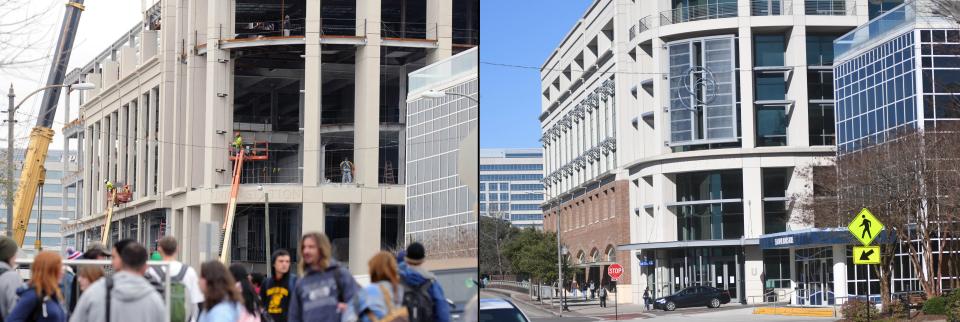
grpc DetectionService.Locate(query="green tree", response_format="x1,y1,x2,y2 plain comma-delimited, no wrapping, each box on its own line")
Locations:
504,229,573,285
479,214,517,276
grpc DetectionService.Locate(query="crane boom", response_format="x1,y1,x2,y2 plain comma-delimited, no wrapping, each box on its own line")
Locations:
11,0,85,246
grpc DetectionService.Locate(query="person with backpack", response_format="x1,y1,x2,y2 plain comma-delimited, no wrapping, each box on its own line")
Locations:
0,236,23,319
145,236,205,322
289,232,360,322
261,249,296,322
230,264,265,321
198,260,242,322
398,242,450,322
69,240,165,322
360,251,406,322
597,284,608,308
7,251,67,322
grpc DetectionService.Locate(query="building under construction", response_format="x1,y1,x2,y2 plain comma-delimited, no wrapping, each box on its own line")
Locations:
57,0,478,274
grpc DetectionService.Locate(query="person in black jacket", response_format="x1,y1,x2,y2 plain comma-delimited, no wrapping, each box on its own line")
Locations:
260,249,297,322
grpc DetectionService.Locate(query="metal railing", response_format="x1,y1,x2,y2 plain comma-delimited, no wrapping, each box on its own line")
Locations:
805,0,855,15
381,21,437,39
235,17,306,38
752,0,793,16
240,166,303,184
639,15,655,34
660,2,739,26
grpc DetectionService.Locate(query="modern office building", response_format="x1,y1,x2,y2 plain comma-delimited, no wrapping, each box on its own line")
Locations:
541,0,906,305
0,150,77,254
479,148,545,229
404,47,478,264
57,0,478,274
752,0,960,307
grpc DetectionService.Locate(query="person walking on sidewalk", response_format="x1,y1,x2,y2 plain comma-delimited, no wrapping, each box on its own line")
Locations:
570,280,578,298
643,287,652,311
597,284,607,308
588,281,595,300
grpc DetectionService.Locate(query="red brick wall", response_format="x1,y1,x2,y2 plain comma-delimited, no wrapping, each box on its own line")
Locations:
544,180,631,285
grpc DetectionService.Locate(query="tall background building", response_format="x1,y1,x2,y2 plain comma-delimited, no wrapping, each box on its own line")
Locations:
479,148,545,229
56,0,478,275
540,0,906,305
0,150,77,254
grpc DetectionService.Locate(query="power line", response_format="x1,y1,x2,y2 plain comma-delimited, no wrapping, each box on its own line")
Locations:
481,60,835,76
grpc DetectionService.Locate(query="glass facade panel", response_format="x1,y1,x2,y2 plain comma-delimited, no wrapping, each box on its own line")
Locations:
675,170,743,241
756,106,787,146
807,34,839,66
668,36,738,146
756,74,786,101
763,249,790,289
754,35,785,67
809,103,836,146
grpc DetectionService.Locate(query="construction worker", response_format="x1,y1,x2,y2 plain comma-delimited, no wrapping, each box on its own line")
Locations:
340,158,353,183
233,132,244,154
105,180,114,192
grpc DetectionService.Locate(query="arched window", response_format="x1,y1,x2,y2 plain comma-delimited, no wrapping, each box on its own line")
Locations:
606,245,616,262
577,251,586,264
591,248,601,263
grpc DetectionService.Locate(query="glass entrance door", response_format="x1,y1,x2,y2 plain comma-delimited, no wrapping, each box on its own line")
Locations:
795,247,835,306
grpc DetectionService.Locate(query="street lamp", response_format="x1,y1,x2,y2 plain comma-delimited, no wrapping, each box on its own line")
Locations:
6,82,94,238
547,198,570,314
422,89,479,103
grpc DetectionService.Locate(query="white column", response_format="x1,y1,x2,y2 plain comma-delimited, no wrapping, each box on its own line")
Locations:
349,203,381,274
789,248,797,305
303,0,322,187
118,105,128,186
83,126,93,217
355,0,382,186
833,244,848,301
742,166,764,238
98,120,108,211
738,26,757,148
787,27,811,147
425,0,452,62
146,89,157,196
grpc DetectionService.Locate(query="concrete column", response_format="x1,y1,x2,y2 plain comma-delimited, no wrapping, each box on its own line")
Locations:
117,106,128,186
787,27,811,147
136,94,147,197
658,174,677,242
789,248,797,305
738,26,757,148
426,0,452,62
832,244,848,301
744,246,764,303
146,89,157,196
83,126,93,217
303,202,325,233
203,0,233,189
349,203,380,274
110,112,119,183
302,0,322,187
742,166,764,238
99,120,108,211
126,102,137,190
355,0,382,187
198,203,224,262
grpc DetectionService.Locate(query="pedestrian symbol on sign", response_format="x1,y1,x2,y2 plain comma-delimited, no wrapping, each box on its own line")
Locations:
848,208,884,246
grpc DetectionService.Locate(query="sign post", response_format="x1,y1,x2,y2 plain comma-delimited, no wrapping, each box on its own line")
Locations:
608,264,623,320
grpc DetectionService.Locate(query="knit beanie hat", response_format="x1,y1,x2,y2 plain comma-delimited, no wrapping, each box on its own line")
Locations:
405,242,426,265
0,237,17,263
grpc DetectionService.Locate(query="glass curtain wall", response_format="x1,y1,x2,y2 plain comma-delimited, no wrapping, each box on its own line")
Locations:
675,170,743,241
754,34,788,146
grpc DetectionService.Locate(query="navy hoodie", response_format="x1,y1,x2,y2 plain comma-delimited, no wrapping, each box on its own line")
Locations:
398,262,451,322
7,286,66,322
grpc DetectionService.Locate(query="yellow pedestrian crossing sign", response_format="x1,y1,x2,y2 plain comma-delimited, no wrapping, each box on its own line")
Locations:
848,208,884,246
853,246,881,265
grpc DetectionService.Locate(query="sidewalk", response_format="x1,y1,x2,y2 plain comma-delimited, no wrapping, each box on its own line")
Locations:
484,286,657,319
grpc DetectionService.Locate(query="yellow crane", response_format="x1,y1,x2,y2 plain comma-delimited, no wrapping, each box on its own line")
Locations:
10,0,86,246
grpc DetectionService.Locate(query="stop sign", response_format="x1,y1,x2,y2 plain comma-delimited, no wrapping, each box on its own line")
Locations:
608,263,624,281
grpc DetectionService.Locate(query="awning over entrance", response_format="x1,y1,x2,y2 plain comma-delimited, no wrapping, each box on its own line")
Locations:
759,227,893,249
617,238,759,251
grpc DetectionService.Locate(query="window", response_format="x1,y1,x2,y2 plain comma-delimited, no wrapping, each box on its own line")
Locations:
511,204,541,211
500,183,510,190
762,168,790,233
756,105,787,146
668,36,738,146
511,214,543,221
511,193,543,201
499,193,509,201
489,184,498,191
755,74,786,101
479,194,486,201
676,170,743,201
754,35,785,67
763,249,790,288
479,164,543,171
869,0,904,19
809,103,836,145
479,183,486,191
510,184,544,191
807,70,834,100
674,170,744,241
806,35,839,66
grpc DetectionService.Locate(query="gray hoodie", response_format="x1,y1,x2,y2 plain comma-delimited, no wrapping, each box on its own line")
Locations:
0,261,22,317
69,271,166,322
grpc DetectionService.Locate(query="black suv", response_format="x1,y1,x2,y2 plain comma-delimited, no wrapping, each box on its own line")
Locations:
653,286,732,311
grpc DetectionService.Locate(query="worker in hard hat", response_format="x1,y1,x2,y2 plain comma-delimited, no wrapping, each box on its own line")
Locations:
104,180,114,192
233,132,244,154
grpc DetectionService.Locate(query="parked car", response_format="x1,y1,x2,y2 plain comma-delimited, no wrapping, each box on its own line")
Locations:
653,286,732,311
479,298,530,322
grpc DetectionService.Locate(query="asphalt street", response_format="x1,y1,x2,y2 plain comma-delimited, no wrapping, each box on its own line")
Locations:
480,290,599,322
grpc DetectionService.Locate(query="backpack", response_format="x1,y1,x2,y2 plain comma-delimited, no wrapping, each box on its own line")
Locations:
365,284,408,322
151,265,191,322
401,279,434,322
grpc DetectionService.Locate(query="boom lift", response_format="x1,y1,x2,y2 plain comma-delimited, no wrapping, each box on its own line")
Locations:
218,140,268,263
11,0,85,246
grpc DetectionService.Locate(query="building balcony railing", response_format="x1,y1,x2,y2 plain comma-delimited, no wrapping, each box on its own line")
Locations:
752,0,793,16
660,2,738,26
240,166,303,185
639,15,655,34
804,0,855,16
381,21,435,40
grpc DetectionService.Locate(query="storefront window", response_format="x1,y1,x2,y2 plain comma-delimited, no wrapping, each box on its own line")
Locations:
763,249,790,289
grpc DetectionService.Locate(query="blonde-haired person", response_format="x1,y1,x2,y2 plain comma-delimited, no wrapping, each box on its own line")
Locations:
360,251,405,322
76,265,105,292
8,251,67,322
289,232,360,322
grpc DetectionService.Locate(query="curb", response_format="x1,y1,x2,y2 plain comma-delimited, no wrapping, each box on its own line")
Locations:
483,288,564,317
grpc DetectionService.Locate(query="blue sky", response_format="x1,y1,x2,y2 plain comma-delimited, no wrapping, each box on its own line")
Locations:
479,0,592,149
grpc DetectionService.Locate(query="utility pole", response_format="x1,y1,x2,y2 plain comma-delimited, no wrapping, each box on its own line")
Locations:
6,85,14,238
264,191,270,276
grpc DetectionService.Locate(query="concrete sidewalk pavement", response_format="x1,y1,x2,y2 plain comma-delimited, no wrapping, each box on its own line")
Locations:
483,286,657,319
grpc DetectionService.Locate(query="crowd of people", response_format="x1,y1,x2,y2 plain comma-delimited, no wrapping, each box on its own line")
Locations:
0,232,454,322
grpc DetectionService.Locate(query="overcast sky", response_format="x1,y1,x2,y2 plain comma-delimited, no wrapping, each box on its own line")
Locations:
1,0,145,155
